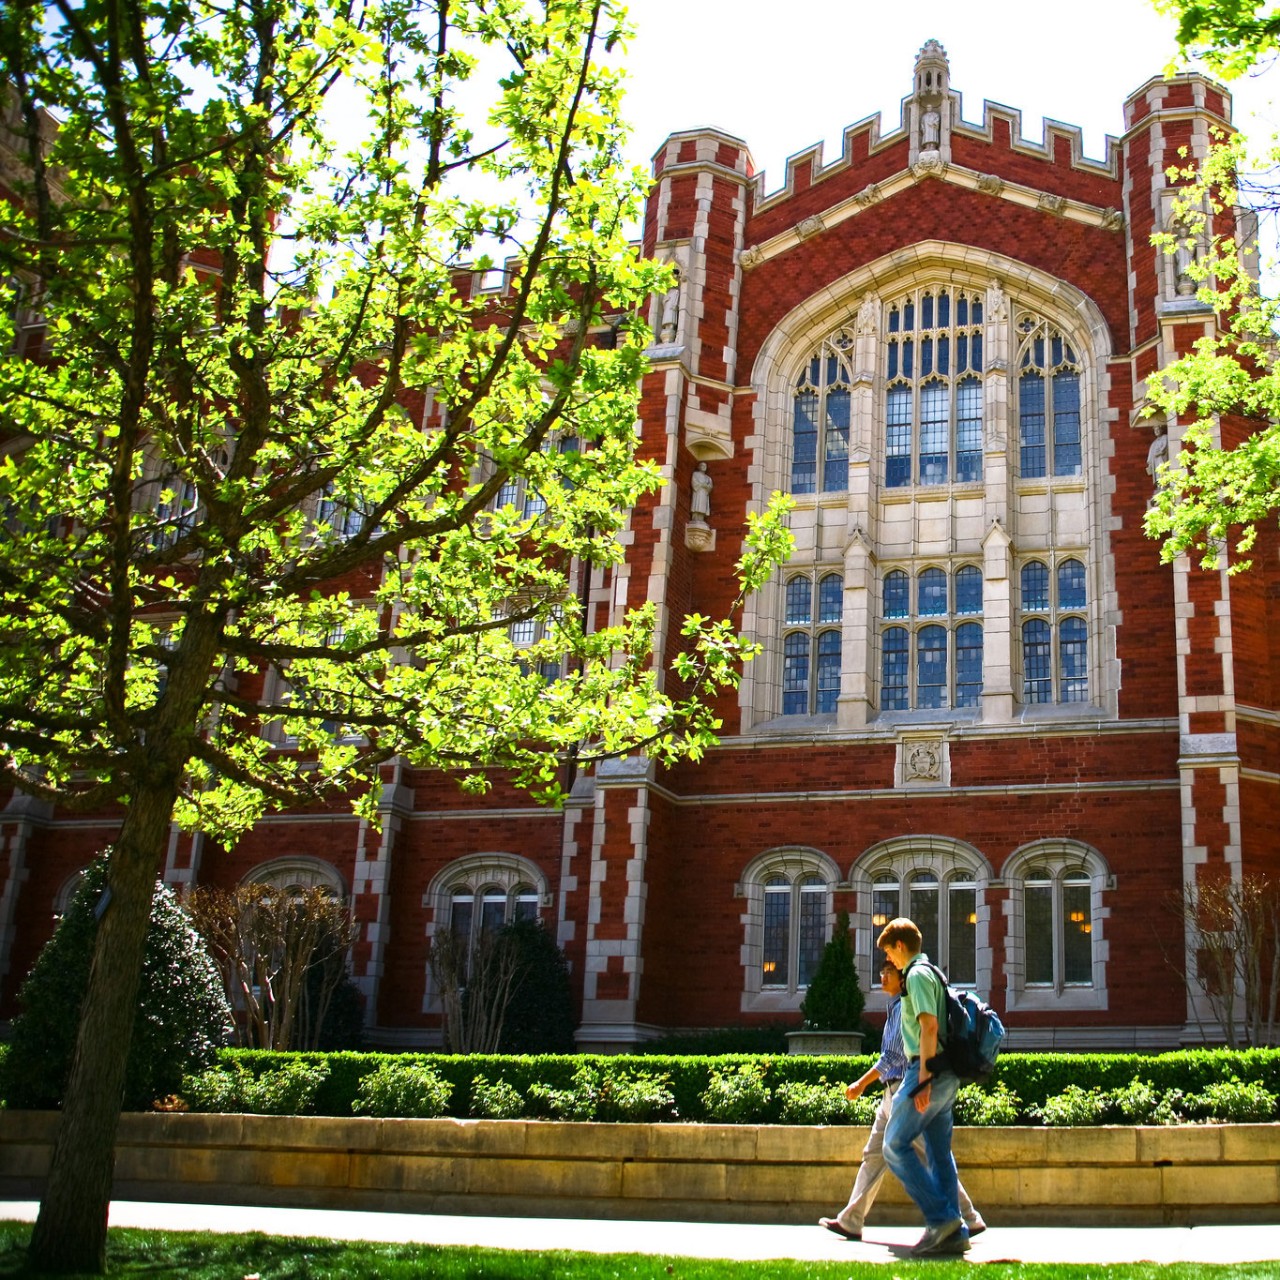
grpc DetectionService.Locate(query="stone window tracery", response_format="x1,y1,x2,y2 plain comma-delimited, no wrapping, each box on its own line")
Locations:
879,565,983,711
781,570,843,715
739,847,840,1011
1016,316,1081,478
790,332,852,494
884,288,984,488
1020,557,1088,704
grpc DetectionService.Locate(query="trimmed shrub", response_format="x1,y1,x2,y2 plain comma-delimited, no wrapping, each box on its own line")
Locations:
496,921,576,1054
181,1059,328,1115
1031,1084,1109,1127
352,1062,451,1118
3,852,232,1110
1108,1079,1184,1126
700,1064,772,1124
954,1081,1021,1126
799,912,864,1032
1184,1077,1277,1123
775,1077,857,1125
470,1074,524,1119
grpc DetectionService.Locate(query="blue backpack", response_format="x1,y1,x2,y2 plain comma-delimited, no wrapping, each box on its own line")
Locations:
906,958,1006,1083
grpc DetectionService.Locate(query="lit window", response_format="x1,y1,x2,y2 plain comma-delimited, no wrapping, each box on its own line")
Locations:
760,870,831,991
1005,840,1108,1008
862,849,984,989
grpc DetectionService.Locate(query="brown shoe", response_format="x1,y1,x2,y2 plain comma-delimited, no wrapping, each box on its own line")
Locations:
818,1217,860,1241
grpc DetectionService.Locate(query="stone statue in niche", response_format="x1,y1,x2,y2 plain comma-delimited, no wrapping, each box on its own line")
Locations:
921,108,941,150
1173,222,1198,297
690,462,712,523
985,281,1008,323
659,271,681,344
855,291,881,336
1146,423,1169,480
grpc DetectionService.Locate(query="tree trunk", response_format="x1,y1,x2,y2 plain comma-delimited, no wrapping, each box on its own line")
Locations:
26,784,176,1274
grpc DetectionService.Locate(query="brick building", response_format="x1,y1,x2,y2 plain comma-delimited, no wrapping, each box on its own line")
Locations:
4,42,1277,1050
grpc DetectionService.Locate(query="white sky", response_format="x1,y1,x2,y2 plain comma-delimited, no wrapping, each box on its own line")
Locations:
618,0,1280,192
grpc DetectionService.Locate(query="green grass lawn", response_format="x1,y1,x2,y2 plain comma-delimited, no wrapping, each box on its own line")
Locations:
0,1224,1277,1280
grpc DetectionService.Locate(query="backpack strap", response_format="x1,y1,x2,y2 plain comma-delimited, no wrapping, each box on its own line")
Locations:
901,956,950,1045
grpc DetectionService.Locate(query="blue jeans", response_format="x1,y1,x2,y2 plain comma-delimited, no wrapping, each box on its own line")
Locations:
883,1060,962,1228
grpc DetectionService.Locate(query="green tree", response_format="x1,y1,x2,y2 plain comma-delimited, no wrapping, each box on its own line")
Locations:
2,851,232,1111
1143,1,1280,569
0,0,791,1269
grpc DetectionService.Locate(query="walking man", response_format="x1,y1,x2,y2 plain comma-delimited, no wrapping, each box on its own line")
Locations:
818,960,984,1242
877,916,969,1255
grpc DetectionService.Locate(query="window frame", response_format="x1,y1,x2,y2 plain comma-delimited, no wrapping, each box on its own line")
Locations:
739,847,840,1013
789,331,854,495
1018,557,1090,707
877,564,984,713
1003,840,1111,1013
882,287,986,490
852,837,992,1006
780,570,844,717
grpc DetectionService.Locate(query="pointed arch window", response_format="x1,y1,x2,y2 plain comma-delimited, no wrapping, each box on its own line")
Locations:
791,333,852,494
1017,317,1082,478
884,288,984,488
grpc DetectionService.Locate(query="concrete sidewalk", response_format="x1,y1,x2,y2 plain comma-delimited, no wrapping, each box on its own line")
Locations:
3,1201,1279,1265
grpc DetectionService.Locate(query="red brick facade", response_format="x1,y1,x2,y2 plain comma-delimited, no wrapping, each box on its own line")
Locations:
3,44,1275,1050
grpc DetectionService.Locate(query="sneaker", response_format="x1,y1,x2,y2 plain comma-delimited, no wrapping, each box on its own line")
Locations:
910,1218,966,1255
967,1219,987,1237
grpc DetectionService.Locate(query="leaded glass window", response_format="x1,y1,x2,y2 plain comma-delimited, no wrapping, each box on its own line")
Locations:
791,332,853,493
781,570,843,715
760,869,832,992
878,566,984,711
884,288,984,488
1017,317,1082,478
1024,867,1094,989
1020,558,1088,705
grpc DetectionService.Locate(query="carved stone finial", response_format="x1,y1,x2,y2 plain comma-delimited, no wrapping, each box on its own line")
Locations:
739,244,763,270
976,173,1004,197
985,281,1009,322
1038,193,1067,216
854,182,881,208
796,214,825,241
1100,207,1124,232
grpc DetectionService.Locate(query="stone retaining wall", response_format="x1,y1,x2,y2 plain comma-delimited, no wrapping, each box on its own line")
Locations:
3,1113,1277,1225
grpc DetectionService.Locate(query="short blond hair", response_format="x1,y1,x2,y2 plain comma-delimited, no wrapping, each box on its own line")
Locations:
876,916,922,955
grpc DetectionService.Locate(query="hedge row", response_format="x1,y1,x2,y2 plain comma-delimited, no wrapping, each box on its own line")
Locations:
213,1047,1280,1123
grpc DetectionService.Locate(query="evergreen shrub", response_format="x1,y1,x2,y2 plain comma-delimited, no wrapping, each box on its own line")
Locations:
2,852,232,1110
798,912,864,1031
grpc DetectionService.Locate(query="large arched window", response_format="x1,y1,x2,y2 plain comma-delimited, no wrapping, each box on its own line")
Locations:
884,288,984,488
879,565,983,711
739,847,840,1011
1004,840,1111,1013
425,854,549,993
782,571,843,715
1020,557,1088,705
790,332,853,494
853,837,992,998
